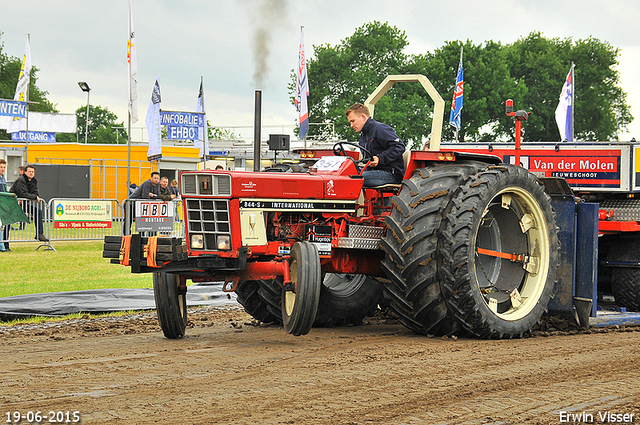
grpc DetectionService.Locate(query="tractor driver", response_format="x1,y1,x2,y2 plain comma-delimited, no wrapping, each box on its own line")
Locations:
346,103,405,187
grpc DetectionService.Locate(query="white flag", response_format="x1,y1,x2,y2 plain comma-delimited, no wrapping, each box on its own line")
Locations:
128,0,138,123
145,76,162,159
555,65,574,142
7,38,32,134
295,28,309,140
195,80,208,159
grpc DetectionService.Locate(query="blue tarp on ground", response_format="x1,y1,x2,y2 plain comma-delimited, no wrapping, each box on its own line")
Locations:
0,283,237,318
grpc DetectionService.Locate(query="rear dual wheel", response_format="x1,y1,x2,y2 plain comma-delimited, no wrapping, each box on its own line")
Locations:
440,165,559,338
607,236,640,311
237,273,383,328
314,274,383,327
380,163,559,339
235,280,282,324
380,161,486,335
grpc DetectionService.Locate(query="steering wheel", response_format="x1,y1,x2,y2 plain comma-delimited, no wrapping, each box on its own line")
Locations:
332,141,373,160
332,142,373,174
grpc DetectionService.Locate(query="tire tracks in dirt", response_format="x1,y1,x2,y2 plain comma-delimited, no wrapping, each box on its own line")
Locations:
1,309,640,424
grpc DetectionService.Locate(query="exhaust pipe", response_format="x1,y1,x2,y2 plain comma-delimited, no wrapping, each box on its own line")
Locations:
253,90,262,171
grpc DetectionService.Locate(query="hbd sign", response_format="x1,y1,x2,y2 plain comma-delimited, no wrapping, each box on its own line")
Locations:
135,201,175,232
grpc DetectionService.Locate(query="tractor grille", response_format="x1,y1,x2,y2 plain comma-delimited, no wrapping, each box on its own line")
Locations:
185,199,231,251
182,174,232,196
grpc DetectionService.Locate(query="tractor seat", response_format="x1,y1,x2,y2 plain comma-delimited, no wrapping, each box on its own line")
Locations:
367,182,402,191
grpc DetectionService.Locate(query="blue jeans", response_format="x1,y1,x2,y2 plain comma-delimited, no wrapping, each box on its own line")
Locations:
24,203,44,236
362,169,397,187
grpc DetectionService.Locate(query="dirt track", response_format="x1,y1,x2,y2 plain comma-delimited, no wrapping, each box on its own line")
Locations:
1,307,640,425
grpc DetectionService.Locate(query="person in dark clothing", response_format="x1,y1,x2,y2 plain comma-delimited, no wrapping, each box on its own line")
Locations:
158,176,175,201
0,159,10,251
10,164,48,242
123,171,161,235
345,103,405,187
130,172,161,200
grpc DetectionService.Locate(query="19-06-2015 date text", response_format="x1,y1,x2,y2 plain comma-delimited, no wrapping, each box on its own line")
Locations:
6,411,80,424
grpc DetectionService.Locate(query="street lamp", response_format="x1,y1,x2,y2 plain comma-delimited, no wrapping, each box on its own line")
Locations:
78,81,91,143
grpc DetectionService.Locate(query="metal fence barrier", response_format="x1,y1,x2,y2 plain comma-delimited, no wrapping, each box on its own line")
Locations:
0,198,184,251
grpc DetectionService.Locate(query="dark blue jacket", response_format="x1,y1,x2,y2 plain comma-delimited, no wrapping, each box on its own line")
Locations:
358,117,405,181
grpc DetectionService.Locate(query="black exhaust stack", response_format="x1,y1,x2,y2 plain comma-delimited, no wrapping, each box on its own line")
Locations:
253,90,262,171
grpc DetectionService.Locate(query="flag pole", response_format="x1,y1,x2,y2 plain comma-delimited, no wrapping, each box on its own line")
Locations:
126,0,133,200
25,34,31,164
201,75,206,162
301,26,306,150
571,61,575,143
456,46,463,142
450,45,463,143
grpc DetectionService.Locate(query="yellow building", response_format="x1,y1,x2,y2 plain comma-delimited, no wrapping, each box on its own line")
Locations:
0,142,201,201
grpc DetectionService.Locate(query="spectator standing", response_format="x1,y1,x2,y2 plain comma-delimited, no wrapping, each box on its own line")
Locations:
130,171,161,200
0,159,10,251
10,164,48,242
170,179,180,222
170,179,179,198
158,176,175,201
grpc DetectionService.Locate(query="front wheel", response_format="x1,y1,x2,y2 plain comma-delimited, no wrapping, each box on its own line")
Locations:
282,241,322,336
153,272,188,339
439,165,559,338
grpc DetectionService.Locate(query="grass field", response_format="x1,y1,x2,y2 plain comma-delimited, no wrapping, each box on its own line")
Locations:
0,240,153,298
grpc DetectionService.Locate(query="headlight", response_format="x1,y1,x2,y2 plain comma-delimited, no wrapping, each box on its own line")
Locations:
217,235,231,251
191,234,204,249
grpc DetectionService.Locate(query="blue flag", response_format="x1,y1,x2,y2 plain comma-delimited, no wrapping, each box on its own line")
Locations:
449,57,464,131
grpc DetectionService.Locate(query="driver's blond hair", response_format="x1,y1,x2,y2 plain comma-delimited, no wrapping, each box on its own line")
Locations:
345,103,370,117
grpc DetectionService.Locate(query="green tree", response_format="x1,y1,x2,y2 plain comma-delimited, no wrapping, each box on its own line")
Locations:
73,105,127,144
507,32,632,141
411,40,526,144
293,21,411,142
570,37,632,141
209,125,242,140
292,25,632,146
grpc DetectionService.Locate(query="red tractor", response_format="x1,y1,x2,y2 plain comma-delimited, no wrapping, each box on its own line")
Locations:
106,76,563,339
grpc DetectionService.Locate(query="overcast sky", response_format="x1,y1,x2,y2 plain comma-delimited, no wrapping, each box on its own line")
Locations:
1,0,639,142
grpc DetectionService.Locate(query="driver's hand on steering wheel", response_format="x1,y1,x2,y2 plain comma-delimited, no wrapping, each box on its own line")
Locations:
370,156,380,167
